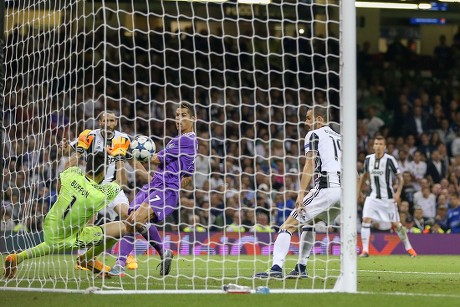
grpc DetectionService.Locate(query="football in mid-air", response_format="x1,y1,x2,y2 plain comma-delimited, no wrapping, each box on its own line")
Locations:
130,135,156,162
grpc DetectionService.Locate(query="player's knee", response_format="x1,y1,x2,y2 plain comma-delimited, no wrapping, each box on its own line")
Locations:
115,203,129,220
123,220,134,234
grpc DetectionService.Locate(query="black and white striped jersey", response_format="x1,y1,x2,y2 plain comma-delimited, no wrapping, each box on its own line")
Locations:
70,129,131,184
304,125,342,189
363,153,400,199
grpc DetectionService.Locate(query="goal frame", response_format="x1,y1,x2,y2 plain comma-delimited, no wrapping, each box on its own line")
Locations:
0,0,357,294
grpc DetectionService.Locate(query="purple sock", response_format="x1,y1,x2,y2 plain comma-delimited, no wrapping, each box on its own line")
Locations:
140,225,164,258
115,234,135,267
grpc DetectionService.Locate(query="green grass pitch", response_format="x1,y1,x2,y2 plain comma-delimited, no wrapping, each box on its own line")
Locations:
1,254,459,306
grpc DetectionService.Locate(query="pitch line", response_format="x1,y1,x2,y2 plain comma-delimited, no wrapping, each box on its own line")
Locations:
359,269,460,276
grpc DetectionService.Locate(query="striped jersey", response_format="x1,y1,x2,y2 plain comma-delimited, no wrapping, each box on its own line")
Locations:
304,125,342,188
363,153,400,199
72,129,131,184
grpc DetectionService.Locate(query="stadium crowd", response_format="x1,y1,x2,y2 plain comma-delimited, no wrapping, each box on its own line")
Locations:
2,24,460,237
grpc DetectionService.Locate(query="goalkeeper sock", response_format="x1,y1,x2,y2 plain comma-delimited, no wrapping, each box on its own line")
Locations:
84,238,118,260
298,227,315,266
115,234,135,267
17,242,53,264
361,223,371,252
395,223,413,250
272,230,292,269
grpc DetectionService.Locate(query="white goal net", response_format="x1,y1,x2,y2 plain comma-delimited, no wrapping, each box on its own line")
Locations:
1,0,356,293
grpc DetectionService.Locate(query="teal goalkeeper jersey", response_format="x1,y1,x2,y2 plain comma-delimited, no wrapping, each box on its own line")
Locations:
43,167,120,243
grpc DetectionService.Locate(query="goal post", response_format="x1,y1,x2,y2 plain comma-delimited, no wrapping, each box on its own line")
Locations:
336,0,357,293
1,0,357,294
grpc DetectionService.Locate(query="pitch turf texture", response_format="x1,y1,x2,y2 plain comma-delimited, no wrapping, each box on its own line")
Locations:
1,254,459,306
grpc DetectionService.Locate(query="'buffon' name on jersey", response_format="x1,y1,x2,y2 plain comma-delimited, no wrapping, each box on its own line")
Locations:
71,180,89,198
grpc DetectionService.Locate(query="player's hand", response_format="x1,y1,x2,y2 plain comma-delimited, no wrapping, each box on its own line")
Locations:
59,138,71,154
77,129,93,151
295,193,305,209
107,136,130,161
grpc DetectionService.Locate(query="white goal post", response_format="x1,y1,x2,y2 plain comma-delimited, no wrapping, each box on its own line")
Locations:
1,0,356,293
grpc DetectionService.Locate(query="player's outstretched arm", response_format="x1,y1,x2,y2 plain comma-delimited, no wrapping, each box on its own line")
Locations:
128,159,151,185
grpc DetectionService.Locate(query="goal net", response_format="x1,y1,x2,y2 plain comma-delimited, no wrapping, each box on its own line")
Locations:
1,0,356,293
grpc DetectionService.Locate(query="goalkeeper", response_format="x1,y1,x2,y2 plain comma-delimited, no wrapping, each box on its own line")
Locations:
60,111,150,271
3,151,128,279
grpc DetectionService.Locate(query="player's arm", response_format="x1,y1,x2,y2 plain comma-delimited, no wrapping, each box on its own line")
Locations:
358,172,369,200
295,151,315,208
181,176,193,188
127,159,151,185
115,159,128,188
394,173,404,203
64,129,93,169
149,153,161,165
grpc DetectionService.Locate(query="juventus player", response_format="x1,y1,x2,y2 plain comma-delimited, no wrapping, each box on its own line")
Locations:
61,111,150,270
255,105,342,279
359,136,417,257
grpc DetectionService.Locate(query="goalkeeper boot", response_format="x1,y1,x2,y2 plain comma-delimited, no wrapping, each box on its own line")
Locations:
407,248,417,258
254,265,283,279
108,264,126,277
159,249,173,276
76,256,110,275
126,255,138,270
285,264,308,279
359,251,369,257
3,254,18,279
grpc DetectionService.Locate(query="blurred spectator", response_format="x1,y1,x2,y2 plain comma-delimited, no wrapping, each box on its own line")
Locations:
183,214,206,233
249,212,274,233
413,186,436,223
426,150,447,184
1,210,15,231
408,151,427,189
447,194,460,233
226,211,246,233
362,106,385,138
412,206,430,233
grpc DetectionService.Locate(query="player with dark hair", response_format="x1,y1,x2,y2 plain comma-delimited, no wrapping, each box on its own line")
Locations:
359,136,417,257
61,110,149,271
255,105,341,279
108,102,198,276
3,152,124,279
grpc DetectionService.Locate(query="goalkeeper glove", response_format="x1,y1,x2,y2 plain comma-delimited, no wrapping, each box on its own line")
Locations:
76,129,94,153
107,136,130,161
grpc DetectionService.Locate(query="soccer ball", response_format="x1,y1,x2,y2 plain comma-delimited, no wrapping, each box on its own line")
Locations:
130,135,156,162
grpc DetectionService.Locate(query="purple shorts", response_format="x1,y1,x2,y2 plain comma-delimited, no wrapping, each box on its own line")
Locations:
129,187,178,222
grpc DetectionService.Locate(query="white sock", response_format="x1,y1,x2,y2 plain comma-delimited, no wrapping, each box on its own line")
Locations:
77,248,87,256
361,223,371,253
272,231,292,269
298,229,315,266
395,223,413,250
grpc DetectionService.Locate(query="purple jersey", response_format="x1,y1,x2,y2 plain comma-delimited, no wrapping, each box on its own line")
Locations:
129,132,198,221
151,131,198,190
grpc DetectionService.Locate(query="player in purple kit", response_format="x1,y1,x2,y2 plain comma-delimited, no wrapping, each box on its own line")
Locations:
109,102,198,276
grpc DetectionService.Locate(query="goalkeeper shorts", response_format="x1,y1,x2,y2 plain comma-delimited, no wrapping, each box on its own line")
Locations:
74,226,104,248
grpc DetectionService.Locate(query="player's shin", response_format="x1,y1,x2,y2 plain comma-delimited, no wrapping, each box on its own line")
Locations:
394,222,413,250
298,226,315,266
272,229,292,269
361,223,371,253
138,224,164,257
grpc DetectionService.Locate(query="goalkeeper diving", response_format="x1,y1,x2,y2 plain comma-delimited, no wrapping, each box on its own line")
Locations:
3,146,132,279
